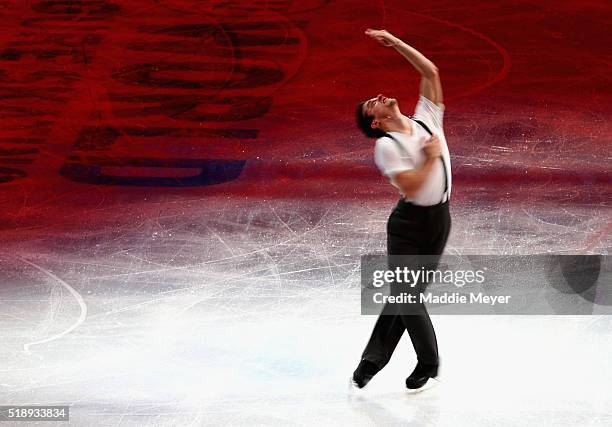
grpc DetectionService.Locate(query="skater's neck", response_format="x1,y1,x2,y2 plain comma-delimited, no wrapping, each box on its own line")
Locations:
383,114,413,136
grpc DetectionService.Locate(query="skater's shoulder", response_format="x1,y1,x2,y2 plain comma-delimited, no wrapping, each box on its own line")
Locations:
374,133,395,149
374,133,407,155
375,133,393,144
376,131,409,144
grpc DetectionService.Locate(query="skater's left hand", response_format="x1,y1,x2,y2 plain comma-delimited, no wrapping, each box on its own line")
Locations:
365,29,398,47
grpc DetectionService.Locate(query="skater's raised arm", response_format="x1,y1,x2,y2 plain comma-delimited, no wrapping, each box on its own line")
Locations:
365,29,443,107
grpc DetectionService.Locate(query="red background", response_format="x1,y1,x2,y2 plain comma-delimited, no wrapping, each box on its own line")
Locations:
1,0,610,233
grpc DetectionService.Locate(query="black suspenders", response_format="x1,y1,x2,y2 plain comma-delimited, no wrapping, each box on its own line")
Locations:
384,118,449,204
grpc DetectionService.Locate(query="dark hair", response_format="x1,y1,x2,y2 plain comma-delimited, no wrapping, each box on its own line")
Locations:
355,101,386,139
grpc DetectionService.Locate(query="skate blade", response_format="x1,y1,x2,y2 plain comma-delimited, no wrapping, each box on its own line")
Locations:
405,377,440,394
348,376,367,396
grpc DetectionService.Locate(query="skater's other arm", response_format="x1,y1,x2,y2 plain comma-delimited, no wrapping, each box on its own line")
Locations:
365,29,443,107
392,135,442,198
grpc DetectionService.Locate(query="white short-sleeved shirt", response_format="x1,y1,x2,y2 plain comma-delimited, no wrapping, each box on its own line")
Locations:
374,95,452,206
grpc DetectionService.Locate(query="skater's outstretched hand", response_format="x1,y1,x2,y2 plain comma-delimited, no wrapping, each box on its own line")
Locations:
364,28,444,107
365,29,398,47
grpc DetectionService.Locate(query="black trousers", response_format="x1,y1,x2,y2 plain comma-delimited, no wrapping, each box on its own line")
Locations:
360,198,451,376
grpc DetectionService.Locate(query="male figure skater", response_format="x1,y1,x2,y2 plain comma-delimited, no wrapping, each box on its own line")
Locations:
352,29,452,390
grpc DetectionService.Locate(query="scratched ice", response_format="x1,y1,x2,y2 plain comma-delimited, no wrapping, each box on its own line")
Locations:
0,194,610,426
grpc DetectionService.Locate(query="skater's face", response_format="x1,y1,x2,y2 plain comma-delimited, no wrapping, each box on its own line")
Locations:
362,94,399,131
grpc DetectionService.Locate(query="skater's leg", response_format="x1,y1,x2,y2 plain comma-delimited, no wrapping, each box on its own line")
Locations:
359,302,406,369
352,205,423,388
402,203,452,380
400,305,439,375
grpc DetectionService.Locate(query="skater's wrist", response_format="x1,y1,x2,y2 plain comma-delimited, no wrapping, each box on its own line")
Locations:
387,35,402,47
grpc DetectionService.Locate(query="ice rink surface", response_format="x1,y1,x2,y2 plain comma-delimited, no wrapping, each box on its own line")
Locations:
1,195,611,426
1,0,611,425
